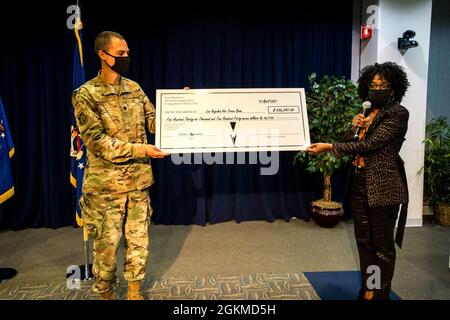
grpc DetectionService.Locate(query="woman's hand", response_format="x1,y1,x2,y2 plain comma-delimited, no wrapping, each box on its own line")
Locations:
305,143,333,155
352,113,366,129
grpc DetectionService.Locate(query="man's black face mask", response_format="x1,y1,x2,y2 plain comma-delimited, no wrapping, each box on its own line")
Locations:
103,51,130,76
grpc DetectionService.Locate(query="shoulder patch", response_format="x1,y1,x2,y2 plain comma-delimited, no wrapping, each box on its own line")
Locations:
77,111,88,125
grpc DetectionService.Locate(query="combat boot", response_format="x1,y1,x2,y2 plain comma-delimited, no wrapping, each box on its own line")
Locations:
99,289,115,300
127,281,144,300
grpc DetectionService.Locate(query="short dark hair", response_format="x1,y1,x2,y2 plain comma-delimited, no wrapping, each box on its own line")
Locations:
94,31,125,56
358,62,410,103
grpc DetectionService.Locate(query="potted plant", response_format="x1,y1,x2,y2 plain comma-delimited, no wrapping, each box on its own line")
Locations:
294,73,361,227
420,116,450,226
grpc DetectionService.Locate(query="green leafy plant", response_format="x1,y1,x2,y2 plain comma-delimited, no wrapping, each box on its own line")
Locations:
420,116,450,205
294,73,361,205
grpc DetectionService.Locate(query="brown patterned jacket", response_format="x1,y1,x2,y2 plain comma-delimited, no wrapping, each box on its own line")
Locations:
332,102,409,247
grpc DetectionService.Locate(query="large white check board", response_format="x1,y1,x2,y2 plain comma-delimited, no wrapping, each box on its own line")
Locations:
155,88,310,153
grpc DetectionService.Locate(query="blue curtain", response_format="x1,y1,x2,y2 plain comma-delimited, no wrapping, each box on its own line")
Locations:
0,2,353,228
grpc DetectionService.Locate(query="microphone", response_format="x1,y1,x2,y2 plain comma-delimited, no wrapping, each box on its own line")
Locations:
353,101,372,140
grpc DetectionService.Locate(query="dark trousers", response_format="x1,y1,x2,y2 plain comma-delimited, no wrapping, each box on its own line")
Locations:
349,167,400,299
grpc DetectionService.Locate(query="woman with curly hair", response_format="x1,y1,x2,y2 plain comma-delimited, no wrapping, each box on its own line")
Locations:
306,62,410,300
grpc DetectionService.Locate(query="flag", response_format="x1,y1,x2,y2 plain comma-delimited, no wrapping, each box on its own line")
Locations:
70,16,86,226
0,96,14,204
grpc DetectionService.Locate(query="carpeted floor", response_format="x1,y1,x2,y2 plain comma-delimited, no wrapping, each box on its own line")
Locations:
0,217,449,300
304,271,401,300
0,273,319,300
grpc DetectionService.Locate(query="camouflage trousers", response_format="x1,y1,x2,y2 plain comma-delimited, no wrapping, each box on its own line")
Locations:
80,189,152,294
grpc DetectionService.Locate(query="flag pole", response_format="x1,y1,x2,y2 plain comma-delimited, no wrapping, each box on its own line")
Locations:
82,222,92,280
67,8,93,282
76,11,92,280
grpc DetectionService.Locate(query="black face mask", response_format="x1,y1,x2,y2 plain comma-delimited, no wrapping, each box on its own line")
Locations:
367,89,392,108
103,51,130,75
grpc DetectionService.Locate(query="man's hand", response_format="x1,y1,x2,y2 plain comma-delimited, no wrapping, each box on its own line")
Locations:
0,123,4,132
305,143,333,155
352,113,366,129
144,145,170,158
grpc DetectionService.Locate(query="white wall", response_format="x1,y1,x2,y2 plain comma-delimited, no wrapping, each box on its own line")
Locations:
355,0,433,227
377,0,433,227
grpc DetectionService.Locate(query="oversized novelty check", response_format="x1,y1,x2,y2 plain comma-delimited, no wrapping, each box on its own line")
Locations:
155,88,310,153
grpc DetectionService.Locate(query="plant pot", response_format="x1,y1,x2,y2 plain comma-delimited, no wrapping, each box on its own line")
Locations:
433,203,450,226
311,200,344,228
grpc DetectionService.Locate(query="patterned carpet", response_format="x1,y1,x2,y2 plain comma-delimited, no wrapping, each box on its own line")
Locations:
0,273,320,300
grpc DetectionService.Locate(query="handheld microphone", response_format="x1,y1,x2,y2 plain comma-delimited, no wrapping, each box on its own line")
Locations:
353,101,372,140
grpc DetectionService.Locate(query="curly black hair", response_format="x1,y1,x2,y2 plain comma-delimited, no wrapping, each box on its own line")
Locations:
357,62,410,103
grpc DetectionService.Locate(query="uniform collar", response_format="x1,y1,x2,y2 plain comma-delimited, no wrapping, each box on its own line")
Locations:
96,71,132,96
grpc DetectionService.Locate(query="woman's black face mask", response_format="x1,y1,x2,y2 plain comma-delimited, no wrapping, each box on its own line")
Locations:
368,89,392,108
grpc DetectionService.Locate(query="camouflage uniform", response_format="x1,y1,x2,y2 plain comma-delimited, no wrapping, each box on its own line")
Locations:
72,72,156,294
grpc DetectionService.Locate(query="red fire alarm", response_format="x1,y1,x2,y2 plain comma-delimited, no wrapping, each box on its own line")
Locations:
361,24,373,40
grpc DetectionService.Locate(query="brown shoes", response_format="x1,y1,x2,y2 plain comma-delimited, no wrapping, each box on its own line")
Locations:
99,289,115,300
127,281,144,300
364,291,375,300
97,280,145,300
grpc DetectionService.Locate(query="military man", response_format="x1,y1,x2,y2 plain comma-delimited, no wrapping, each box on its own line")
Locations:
72,31,169,300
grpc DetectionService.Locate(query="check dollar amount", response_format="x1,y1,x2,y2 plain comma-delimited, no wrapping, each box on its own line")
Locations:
155,88,311,153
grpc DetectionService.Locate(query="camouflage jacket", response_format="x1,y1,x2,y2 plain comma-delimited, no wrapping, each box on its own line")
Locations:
72,72,156,194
